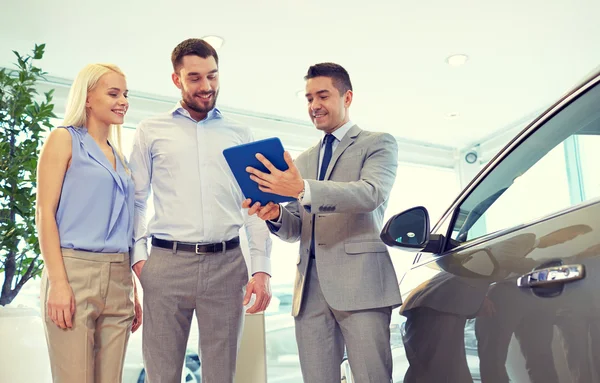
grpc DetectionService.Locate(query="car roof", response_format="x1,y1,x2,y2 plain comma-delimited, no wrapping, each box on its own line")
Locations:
571,65,600,94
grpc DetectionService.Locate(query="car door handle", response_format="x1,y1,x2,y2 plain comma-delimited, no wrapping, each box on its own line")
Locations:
517,264,585,288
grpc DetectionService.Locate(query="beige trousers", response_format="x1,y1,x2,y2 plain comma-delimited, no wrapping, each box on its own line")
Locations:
41,248,135,383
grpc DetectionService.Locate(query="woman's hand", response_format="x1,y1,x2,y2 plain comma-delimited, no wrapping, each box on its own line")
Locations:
47,280,75,329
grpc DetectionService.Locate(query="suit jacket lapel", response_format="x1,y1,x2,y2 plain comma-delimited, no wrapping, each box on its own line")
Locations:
305,142,320,180
324,124,361,180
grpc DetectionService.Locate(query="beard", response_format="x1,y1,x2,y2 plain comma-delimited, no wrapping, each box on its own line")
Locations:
182,89,219,114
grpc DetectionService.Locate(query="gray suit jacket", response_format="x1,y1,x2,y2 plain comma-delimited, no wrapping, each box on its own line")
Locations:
269,125,402,316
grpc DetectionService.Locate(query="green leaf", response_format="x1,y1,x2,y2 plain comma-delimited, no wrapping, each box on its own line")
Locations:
1,43,53,305
33,44,45,60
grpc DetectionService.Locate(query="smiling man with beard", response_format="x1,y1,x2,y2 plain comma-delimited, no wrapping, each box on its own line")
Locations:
128,38,273,383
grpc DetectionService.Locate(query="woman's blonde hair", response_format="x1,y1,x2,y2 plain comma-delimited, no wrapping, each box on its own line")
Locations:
62,63,128,171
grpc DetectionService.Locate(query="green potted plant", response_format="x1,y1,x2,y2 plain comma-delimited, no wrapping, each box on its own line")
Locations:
0,44,55,382
0,44,55,307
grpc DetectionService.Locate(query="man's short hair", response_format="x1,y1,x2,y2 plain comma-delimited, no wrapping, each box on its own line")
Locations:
304,62,353,95
171,38,219,73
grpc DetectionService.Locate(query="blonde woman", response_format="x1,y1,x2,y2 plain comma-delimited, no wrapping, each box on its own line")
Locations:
36,63,142,383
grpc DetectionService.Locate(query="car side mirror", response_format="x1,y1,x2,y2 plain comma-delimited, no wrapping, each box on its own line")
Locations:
380,206,430,249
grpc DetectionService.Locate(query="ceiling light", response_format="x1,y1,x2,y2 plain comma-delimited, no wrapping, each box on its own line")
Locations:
446,54,469,67
201,35,224,49
445,112,460,120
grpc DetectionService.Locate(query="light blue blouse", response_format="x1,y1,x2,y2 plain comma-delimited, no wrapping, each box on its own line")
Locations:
55,126,134,253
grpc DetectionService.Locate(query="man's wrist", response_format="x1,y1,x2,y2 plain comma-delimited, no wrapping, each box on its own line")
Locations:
295,179,306,200
274,204,282,221
253,271,271,278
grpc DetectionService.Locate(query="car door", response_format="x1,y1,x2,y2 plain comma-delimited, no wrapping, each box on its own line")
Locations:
383,68,600,383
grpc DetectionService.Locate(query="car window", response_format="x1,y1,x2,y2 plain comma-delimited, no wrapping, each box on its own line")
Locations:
450,79,600,244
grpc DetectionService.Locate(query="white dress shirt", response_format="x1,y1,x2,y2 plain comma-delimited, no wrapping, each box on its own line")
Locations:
129,103,272,275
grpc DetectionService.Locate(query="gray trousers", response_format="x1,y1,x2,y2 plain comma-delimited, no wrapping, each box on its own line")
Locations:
140,245,249,383
295,261,393,383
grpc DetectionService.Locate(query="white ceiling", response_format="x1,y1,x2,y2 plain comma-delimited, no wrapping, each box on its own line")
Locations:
2,0,599,149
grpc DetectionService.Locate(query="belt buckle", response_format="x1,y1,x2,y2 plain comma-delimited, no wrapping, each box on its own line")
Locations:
195,243,202,254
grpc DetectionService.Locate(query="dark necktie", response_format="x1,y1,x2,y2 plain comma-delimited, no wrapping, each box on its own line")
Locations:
311,134,335,258
319,134,335,180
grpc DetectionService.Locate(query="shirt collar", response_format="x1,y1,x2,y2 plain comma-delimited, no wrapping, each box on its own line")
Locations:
170,101,223,122
322,120,354,147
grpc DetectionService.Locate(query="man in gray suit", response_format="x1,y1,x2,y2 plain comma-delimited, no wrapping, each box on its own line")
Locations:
243,62,401,382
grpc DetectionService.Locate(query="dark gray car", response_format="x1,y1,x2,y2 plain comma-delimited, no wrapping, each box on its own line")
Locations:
381,67,600,383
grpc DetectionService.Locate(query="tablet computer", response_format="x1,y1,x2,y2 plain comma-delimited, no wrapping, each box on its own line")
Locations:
223,137,296,205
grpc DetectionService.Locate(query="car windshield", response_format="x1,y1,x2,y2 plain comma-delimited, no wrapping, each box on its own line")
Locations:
451,79,600,244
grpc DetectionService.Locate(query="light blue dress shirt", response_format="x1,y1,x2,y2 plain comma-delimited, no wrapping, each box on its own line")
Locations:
129,104,272,274
56,126,134,253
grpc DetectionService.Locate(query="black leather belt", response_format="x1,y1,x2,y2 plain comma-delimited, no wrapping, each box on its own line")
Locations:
151,236,240,254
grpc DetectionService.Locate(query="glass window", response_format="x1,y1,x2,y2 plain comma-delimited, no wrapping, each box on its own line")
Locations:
386,164,460,270
450,80,600,244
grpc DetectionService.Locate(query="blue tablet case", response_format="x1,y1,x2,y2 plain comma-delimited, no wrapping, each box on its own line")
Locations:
223,137,296,205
